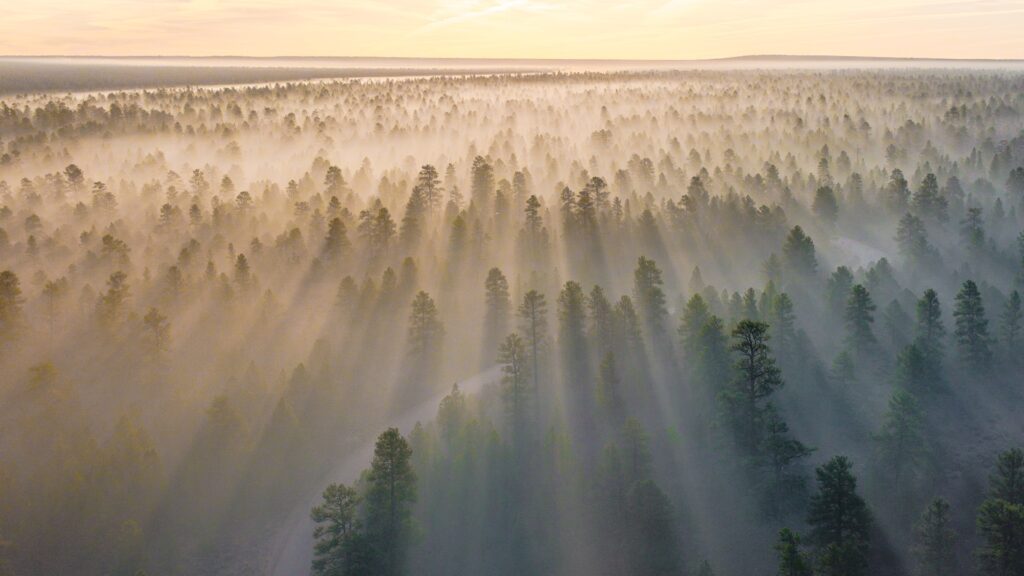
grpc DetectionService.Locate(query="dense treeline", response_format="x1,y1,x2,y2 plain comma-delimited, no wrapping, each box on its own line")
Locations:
0,69,1022,575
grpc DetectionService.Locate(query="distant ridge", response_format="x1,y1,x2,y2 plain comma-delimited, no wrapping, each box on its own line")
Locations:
3,54,1023,96
5,53,1024,64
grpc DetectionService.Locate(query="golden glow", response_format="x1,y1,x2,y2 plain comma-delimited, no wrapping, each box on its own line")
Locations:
2,0,1023,59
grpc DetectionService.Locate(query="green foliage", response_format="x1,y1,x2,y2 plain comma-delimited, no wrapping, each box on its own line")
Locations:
776,528,813,576
312,483,373,576
633,256,668,335
498,333,531,434
808,456,871,576
844,285,876,356
723,320,790,461
366,428,417,576
953,280,992,371
783,226,817,277
976,449,1024,576
913,498,956,576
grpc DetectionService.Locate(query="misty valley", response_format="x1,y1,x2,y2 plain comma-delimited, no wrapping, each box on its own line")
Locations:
0,68,1023,576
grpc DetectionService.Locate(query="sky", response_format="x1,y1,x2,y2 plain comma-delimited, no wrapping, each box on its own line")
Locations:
2,0,1023,60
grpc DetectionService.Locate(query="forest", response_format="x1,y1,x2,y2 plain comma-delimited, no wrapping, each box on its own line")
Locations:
0,68,1022,576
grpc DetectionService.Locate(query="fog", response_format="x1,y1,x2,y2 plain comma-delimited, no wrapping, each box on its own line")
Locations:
0,64,1023,576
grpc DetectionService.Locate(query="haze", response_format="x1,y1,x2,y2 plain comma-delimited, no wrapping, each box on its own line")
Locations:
3,0,1024,60
2,4,1024,576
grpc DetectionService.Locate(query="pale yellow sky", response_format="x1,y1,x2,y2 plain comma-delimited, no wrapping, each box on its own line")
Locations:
2,0,1023,60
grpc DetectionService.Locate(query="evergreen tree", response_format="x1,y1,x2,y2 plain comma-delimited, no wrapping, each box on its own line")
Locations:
953,280,992,371
679,293,710,362
844,285,877,356
97,271,131,330
783,226,818,277
897,213,932,266
913,498,956,576
0,270,24,344
365,428,417,576
633,256,668,337
776,528,813,576
483,268,511,360
596,351,625,423
814,185,839,225
323,217,349,260
912,173,948,222
415,165,443,213
770,293,797,366
626,479,680,576
588,285,615,356
960,207,985,258
976,448,1024,576
518,290,548,393
311,483,375,576
1000,291,1021,366
874,389,925,520
695,316,731,396
470,156,495,207
408,291,444,375
558,281,589,382
886,169,911,213
827,266,854,318
915,289,946,380
762,407,813,513
498,333,531,436
808,456,872,576
724,320,784,456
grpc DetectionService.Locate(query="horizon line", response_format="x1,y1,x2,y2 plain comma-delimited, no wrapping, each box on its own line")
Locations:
4,53,1024,64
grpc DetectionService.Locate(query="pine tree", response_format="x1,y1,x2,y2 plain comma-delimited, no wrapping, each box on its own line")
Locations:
588,285,615,356
415,165,442,212
97,271,131,330
407,291,444,374
763,407,813,513
783,226,818,277
679,293,710,361
886,169,911,213
844,285,877,356
483,268,511,360
365,428,416,576
596,351,625,423
874,389,925,519
915,289,946,378
724,320,783,456
558,281,589,382
695,316,730,395
827,266,854,318
808,456,872,576
626,479,680,576
498,333,531,436
776,528,813,576
897,213,932,266
960,207,985,258
1000,291,1021,366
518,290,548,393
913,498,956,576
0,270,24,344
324,217,349,260
771,293,797,366
633,256,668,337
912,173,948,222
976,448,1024,576
311,483,375,576
814,185,839,225
953,280,992,371
142,307,170,359
470,156,495,207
